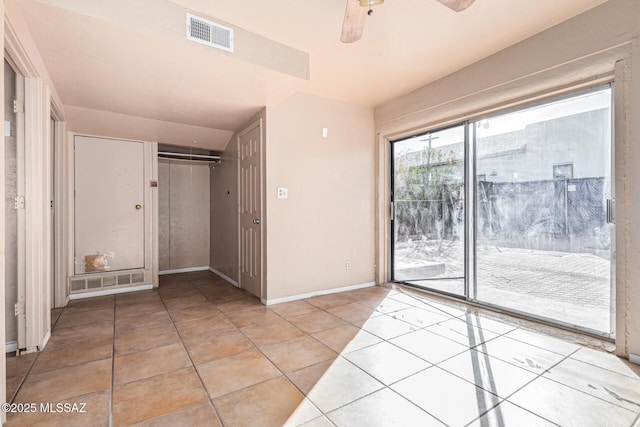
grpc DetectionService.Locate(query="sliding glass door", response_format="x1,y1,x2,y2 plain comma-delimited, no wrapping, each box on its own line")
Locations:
390,85,614,337
391,124,466,297
474,87,614,334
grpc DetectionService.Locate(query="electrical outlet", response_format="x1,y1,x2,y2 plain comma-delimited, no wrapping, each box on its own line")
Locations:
346,260,352,271
277,187,288,199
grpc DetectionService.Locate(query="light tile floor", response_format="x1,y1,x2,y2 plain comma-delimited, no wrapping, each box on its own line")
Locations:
5,271,640,426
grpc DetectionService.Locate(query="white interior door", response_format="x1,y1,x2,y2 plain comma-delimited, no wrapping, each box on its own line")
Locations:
74,136,145,274
238,123,262,298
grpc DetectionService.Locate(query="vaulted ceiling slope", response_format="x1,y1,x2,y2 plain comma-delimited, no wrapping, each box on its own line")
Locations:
19,0,605,149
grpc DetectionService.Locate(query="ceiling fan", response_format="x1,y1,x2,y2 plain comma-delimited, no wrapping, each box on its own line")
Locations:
340,0,476,43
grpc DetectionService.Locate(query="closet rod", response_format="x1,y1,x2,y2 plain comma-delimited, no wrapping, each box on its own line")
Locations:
158,151,221,160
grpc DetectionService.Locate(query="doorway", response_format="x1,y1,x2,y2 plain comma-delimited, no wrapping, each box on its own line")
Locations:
4,59,25,353
391,85,615,337
157,144,215,275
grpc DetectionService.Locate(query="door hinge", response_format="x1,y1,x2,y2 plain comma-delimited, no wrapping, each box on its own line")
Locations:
13,99,24,114
14,302,24,317
14,195,25,210
390,201,395,221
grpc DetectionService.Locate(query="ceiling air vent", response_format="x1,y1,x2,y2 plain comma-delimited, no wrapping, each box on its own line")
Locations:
186,13,234,53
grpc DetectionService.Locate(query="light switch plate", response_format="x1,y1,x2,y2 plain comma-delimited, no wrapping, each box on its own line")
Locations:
277,187,288,199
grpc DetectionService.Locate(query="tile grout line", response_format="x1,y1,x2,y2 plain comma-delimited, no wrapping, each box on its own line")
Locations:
210,290,324,421
300,296,448,424
13,306,73,394
110,295,116,427
17,279,624,427
158,278,226,427
205,281,354,424
9,297,116,424
164,276,295,417
401,318,521,427
271,293,463,423
277,311,363,421
118,280,624,426
112,279,233,423
565,351,640,380
302,356,391,424
344,300,468,426
211,294,387,424
387,290,619,425
531,347,640,413
7,304,81,411
409,319,555,427
7,316,52,405
475,348,582,427
387,305,631,426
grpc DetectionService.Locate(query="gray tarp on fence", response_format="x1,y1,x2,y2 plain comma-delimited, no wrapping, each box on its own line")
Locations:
477,177,609,254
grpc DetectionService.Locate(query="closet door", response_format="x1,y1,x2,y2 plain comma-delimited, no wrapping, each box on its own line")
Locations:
74,136,145,273
238,122,262,298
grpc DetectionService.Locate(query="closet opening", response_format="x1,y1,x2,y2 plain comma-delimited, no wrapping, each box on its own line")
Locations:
157,144,220,276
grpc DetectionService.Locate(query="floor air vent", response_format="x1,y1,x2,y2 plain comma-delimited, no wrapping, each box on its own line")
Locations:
69,270,146,294
186,13,234,53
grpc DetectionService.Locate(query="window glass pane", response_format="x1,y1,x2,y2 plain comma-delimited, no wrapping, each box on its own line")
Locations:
474,87,613,334
392,125,465,296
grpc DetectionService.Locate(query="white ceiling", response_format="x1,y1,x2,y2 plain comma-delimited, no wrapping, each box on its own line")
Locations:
19,0,606,149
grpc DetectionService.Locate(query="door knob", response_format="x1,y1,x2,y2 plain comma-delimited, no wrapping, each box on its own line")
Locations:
253,219,260,225
135,204,142,210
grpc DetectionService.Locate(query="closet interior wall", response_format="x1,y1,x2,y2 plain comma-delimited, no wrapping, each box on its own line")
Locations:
158,159,210,273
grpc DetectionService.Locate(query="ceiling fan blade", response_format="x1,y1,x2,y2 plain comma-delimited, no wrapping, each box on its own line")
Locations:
341,0,367,43
436,0,476,12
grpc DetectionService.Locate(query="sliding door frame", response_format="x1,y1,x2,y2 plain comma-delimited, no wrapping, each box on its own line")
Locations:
385,82,616,340
389,122,469,300
468,83,615,339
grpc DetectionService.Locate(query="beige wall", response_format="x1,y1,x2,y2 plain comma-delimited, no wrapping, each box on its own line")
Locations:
65,106,233,152
265,93,375,300
209,97,375,301
375,0,640,359
158,159,210,271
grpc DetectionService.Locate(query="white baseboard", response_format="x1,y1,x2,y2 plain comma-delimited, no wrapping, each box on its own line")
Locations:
41,330,51,350
159,266,209,275
209,267,239,287
69,284,154,300
630,353,640,365
5,341,17,353
263,281,376,306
